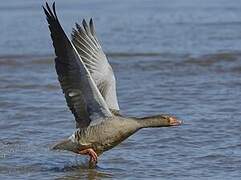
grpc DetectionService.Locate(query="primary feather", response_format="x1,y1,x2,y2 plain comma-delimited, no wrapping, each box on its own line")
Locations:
43,2,112,128
71,19,120,112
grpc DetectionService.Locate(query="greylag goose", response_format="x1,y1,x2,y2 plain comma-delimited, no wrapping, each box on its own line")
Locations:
43,2,182,164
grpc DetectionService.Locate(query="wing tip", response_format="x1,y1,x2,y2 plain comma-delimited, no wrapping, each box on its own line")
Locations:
82,19,87,26
89,18,95,35
89,18,93,25
43,1,57,19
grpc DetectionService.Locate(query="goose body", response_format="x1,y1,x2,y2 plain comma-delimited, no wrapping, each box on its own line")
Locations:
70,116,140,155
43,3,181,164
53,115,179,156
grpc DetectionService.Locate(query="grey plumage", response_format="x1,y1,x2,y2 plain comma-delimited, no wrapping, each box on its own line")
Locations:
43,2,112,129
43,3,181,159
71,18,119,112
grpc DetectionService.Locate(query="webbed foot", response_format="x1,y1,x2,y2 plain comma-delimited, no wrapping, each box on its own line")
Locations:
77,148,98,164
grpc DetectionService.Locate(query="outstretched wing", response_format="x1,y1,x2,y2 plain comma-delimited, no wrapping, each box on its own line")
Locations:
71,19,120,112
43,3,112,128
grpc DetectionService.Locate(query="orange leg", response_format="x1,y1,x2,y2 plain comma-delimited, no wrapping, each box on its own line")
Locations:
77,148,98,163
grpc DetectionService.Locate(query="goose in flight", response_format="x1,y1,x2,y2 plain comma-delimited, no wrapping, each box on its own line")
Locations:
43,2,182,164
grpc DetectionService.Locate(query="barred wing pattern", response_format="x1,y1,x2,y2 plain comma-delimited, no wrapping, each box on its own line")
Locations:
71,19,120,112
43,3,112,128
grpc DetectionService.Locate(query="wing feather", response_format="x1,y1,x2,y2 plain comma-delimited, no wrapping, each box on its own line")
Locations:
43,2,112,128
71,19,120,111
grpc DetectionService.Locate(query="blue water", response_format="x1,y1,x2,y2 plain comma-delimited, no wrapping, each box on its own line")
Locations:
1,0,241,179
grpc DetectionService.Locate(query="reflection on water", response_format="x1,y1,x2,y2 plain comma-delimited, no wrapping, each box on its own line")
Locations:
1,0,241,179
51,164,114,180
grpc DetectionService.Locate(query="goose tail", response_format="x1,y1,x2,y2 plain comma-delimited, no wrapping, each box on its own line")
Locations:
51,139,77,152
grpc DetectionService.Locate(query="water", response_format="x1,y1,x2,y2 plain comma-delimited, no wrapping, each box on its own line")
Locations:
0,0,241,179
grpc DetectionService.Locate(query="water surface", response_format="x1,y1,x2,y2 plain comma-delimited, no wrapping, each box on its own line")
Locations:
1,0,241,179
